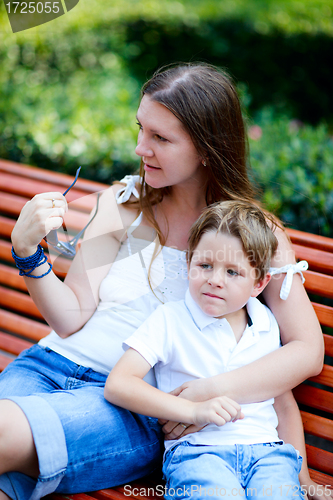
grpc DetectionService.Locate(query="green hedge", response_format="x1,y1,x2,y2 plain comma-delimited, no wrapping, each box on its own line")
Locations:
249,109,333,236
119,19,333,125
0,33,140,182
0,1,332,234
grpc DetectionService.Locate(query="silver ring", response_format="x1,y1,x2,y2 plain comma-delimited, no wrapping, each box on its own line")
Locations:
180,423,187,430
51,199,56,208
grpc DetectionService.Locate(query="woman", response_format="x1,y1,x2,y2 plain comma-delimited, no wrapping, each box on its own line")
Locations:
1,63,324,499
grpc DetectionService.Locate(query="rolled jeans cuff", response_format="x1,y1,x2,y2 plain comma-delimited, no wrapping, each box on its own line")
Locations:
0,395,68,500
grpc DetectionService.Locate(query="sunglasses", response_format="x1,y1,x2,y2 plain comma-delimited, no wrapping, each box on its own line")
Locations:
45,167,100,258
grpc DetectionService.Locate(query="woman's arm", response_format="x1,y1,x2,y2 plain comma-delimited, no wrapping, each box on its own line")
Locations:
105,348,243,427
274,391,333,500
263,226,324,379
11,185,131,337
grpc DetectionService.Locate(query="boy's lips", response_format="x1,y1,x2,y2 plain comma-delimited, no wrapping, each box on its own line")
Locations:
203,292,224,300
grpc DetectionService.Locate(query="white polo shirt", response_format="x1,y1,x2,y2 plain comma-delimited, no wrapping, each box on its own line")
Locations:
125,289,280,450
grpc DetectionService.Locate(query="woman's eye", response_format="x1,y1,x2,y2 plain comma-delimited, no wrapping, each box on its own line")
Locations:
227,269,239,276
155,134,167,142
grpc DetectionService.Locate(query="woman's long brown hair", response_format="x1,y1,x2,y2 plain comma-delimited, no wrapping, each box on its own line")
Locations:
124,62,256,245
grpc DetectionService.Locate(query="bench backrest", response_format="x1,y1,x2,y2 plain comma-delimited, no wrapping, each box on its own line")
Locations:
0,159,332,489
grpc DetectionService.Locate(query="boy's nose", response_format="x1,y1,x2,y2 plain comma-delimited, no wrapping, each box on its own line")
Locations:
208,270,224,288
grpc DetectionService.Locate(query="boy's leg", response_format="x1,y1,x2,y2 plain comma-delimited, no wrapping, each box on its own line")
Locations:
245,442,304,499
163,443,244,499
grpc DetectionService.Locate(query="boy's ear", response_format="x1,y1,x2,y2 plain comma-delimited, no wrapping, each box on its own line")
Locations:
250,273,272,298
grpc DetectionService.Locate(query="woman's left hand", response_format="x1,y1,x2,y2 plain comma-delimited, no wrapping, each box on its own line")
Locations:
300,477,333,499
158,378,216,440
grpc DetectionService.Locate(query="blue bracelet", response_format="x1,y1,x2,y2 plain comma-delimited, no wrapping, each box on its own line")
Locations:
11,244,53,278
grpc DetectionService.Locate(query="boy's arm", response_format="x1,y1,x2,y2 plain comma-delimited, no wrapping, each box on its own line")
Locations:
274,391,333,499
105,348,243,427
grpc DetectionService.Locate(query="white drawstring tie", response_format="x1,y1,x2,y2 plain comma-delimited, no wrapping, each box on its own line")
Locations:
270,260,308,300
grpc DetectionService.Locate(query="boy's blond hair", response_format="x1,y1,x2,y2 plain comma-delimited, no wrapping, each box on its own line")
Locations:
187,201,278,282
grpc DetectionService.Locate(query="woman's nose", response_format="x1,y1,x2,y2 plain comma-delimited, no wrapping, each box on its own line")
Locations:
135,134,153,158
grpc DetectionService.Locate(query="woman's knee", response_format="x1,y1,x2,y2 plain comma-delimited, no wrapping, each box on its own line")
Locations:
0,400,39,477
0,490,11,500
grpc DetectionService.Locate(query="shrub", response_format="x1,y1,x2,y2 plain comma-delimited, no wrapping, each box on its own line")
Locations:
0,33,140,182
249,109,333,236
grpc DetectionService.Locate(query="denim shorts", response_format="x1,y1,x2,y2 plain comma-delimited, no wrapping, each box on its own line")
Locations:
0,345,163,500
162,441,304,499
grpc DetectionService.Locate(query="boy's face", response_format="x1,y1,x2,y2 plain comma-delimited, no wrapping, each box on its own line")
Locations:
188,231,269,319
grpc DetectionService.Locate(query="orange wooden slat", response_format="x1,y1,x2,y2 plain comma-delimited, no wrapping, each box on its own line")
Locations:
288,228,333,253
0,215,14,239
303,270,333,299
324,334,333,358
0,285,44,320
0,330,32,355
0,309,50,340
49,495,98,500
301,411,333,442
0,353,13,372
308,470,333,488
0,263,28,291
0,191,28,216
309,364,333,389
0,158,107,194
90,487,160,500
306,445,333,476
89,490,139,500
293,384,333,414
0,171,90,203
292,244,333,275
312,303,333,329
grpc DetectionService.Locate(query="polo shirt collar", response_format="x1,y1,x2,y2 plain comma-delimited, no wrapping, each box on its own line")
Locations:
185,289,219,331
246,296,271,333
185,289,271,334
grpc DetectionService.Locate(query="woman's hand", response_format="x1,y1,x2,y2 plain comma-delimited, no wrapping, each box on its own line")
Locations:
300,479,333,500
11,192,67,257
168,377,217,402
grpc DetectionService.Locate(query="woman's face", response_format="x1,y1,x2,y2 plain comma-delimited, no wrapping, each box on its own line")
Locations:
135,95,206,190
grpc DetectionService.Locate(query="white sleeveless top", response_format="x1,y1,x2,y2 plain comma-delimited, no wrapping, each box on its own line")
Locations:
39,176,306,376
39,177,188,378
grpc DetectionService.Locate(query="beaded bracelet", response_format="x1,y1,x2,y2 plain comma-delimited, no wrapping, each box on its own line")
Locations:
11,244,53,278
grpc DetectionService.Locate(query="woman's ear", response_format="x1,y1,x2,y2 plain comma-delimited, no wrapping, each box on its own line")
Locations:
250,273,272,298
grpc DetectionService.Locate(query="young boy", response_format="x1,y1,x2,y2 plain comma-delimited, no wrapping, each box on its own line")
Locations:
105,200,305,499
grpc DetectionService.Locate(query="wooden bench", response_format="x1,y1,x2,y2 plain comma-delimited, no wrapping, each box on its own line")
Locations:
0,158,332,499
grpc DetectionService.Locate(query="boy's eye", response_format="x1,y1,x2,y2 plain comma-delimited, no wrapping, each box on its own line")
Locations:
200,263,212,269
227,269,239,276
136,121,142,130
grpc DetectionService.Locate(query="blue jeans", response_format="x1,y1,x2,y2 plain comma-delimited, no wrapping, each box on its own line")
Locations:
0,345,163,500
162,442,304,499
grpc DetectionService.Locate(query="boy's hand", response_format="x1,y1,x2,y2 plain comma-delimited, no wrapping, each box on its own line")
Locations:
160,396,244,440
192,396,244,427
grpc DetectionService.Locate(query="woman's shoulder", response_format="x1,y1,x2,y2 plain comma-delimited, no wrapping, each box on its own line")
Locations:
113,174,141,204
84,177,140,240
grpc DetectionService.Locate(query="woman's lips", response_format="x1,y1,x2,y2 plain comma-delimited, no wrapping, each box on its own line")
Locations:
144,163,161,171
